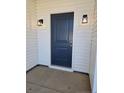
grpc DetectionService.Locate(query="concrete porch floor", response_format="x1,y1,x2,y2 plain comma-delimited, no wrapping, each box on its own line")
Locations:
26,66,91,93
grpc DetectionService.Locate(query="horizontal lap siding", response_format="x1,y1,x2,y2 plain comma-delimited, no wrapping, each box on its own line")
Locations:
89,0,97,92
26,0,38,70
36,0,95,73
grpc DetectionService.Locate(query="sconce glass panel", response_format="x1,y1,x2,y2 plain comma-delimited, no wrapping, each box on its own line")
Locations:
82,15,88,23
37,19,43,26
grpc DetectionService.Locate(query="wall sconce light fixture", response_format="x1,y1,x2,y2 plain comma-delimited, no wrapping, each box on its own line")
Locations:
82,14,88,24
37,19,43,26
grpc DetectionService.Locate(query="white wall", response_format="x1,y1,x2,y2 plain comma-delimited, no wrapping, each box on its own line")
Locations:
89,31,97,89
36,0,96,73
89,0,97,92
26,0,38,70
90,33,97,93
92,64,97,93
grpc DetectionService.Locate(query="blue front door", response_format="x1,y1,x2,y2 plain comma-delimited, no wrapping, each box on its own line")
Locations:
51,12,74,68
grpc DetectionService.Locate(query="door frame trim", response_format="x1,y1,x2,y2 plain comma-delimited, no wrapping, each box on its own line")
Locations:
50,12,74,71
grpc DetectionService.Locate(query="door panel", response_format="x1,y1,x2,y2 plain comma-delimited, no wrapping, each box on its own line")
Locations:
51,12,74,68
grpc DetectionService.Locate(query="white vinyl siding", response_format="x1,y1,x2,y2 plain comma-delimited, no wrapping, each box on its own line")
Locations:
89,0,97,92
36,0,96,73
26,0,38,70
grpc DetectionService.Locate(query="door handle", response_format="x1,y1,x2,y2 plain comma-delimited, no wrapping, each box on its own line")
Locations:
69,43,72,47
